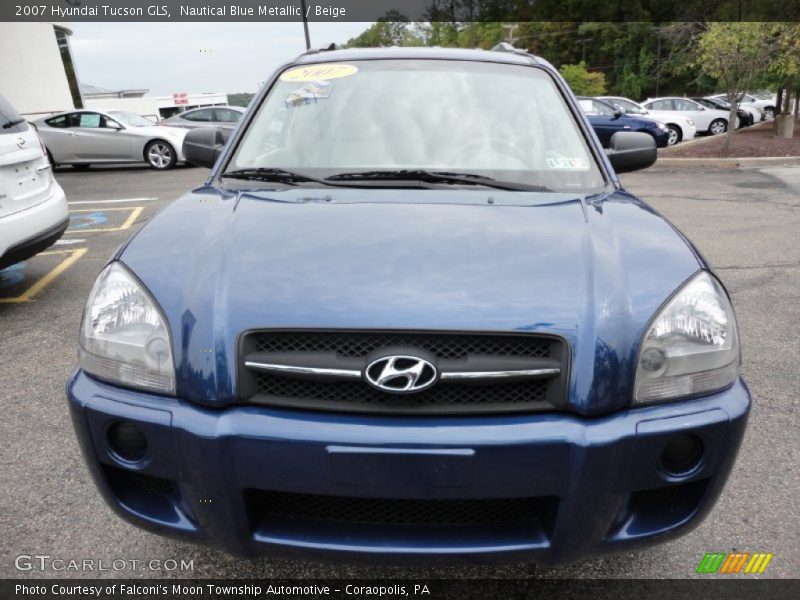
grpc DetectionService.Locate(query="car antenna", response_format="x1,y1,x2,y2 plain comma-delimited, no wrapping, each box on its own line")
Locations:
300,0,311,50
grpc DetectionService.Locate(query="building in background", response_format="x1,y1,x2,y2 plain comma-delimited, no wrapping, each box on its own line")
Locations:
1,23,227,120
80,84,228,121
0,23,82,117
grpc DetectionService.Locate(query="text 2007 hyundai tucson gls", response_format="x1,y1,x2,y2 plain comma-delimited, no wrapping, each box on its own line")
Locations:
67,46,749,564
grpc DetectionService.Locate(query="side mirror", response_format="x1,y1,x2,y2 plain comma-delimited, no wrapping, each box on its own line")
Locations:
183,127,230,169
612,109,623,119
605,131,656,173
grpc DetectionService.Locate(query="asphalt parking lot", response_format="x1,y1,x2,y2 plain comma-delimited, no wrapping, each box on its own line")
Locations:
1,162,798,580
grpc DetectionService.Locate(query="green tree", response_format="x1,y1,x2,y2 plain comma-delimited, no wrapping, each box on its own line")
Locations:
559,62,606,95
346,12,423,48
227,93,254,108
770,23,800,137
696,23,779,148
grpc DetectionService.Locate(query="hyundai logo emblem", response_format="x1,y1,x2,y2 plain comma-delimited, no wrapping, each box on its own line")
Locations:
364,355,438,393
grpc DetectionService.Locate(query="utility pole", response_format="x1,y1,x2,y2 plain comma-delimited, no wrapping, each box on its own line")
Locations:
300,0,311,50
655,30,661,97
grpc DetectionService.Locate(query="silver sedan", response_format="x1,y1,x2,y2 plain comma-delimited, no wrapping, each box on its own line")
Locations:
34,110,189,170
160,105,244,130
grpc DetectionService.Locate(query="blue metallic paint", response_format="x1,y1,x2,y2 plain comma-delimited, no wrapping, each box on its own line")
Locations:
67,370,749,562
67,47,750,563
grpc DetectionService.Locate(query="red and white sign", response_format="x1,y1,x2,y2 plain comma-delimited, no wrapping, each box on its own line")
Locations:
172,92,188,105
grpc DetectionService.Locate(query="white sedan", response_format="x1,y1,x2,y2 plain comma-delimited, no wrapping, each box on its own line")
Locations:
35,110,189,170
708,93,775,120
597,96,697,146
642,97,735,135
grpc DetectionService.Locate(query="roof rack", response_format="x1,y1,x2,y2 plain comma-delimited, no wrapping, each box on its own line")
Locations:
491,42,530,56
301,43,343,56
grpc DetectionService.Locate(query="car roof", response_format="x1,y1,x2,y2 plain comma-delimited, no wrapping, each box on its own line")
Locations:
38,108,110,120
291,46,542,68
183,106,244,112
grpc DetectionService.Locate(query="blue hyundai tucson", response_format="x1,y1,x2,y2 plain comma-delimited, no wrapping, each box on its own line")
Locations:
67,45,750,564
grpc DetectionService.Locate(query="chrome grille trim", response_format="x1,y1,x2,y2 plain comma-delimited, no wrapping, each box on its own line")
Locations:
439,368,561,381
244,360,561,383
244,361,362,379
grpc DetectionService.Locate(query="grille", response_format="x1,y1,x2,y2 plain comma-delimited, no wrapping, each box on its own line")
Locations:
128,471,176,496
253,373,547,409
240,330,566,414
248,490,550,526
251,331,550,360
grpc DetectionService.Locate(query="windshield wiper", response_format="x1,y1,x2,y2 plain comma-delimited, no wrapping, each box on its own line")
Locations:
2,118,26,129
221,168,330,186
325,170,552,192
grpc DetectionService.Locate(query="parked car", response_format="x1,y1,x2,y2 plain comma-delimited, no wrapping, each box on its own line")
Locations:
577,97,670,148
67,46,749,564
642,97,735,135
0,94,68,270
35,110,189,170
693,97,755,128
708,93,775,120
597,96,696,146
160,106,244,129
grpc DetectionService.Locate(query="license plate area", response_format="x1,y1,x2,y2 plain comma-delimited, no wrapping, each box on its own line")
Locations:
0,158,50,218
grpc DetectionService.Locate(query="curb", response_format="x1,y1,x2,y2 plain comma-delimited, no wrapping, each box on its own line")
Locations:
655,156,800,168
659,121,776,154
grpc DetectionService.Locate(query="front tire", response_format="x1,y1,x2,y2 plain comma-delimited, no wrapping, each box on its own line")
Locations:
666,124,682,146
763,107,775,120
145,140,177,170
709,119,727,135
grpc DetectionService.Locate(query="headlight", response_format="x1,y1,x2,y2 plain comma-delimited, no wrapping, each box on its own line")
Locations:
79,262,175,394
634,271,739,404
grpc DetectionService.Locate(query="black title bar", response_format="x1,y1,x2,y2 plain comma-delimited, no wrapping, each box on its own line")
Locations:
3,0,799,22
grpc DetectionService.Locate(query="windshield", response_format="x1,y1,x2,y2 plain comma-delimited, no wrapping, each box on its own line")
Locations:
108,111,154,127
226,59,605,193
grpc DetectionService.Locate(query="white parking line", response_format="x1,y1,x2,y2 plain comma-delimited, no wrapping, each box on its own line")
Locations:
67,197,158,205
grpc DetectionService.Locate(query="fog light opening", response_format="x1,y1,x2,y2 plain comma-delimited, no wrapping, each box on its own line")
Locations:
107,421,148,463
660,433,704,478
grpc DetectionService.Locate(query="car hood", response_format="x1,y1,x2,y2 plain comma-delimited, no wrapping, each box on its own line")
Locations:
118,187,704,414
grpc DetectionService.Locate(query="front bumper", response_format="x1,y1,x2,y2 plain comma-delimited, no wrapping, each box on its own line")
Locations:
66,370,750,564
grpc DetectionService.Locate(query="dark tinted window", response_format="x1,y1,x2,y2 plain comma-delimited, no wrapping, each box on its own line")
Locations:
673,99,700,111
183,109,214,122
45,113,77,128
0,94,28,134
214,108,242,122
647,99,673,110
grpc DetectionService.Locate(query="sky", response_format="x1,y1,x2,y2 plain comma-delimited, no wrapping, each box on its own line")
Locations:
66,22,372,95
